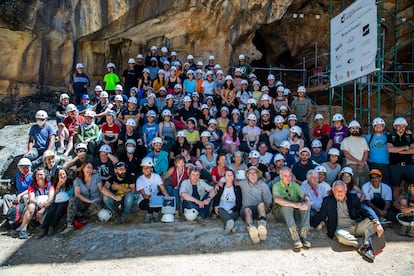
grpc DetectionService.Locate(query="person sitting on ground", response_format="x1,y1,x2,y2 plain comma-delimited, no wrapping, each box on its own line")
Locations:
361,169,393,225
321,148,342,185
273,167,311,250
300,170,329,218
103,162,136,224
63,143,90,178
59,104,85,156
58,161,108,237
228,150,247,174
92,91,113,125
117,118,140,155
311,180,384,262
118,139,146,181
211,153,229,186
39,167,73,238
25,110,56,167
247,150,271,184
340,167,365,201
94,144,119,182
180,167,217,220
77,110,99,156
314,165,332,196
19,168,55,239
394,182,414,237
213,170,242,234
55,93,70,124
136,157,170,223
238,166,272,244
1,158,32,218
76,94,93,116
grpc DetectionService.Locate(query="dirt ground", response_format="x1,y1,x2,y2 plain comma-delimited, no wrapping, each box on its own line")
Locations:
0,212,413,276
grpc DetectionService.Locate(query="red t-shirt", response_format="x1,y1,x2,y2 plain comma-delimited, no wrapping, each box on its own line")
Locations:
63,116,85,136
101,123,120,141
313,124,331,138
211,166,229,182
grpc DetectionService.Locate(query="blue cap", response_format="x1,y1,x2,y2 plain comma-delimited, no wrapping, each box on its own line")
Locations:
81,94,90,100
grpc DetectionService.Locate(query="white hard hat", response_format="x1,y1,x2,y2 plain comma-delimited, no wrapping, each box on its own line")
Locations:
249,73,257,79
328,148,340,156
261,94,271,101
273,153,285,162
201,104,209,110
187,54,194,60
311,139,323,148
161,213,174,223
125,139,137,146
128,58,136,64
166,94,175,100
184,208,199,221
158,69,165,74
192,92,199,98
332,113,344,121
225,75,233,81
279,105,288,111
147,93,156,99
95,85,103,92
247,114,257,121
151,46,158,51
140,157,155,167
239,54,246,60
206,70,214,76
267,74,275,80
261,86,269,92
114,95,123,102
65,104,77,113
76,63,84,69
152,137,163,146
372,117,385,126
136,54,144,59
393,117,408,126
161,46,168,53
249,150,260,158
216,69,224,75
348,120,361,128
128,96,138,104
174,84,182,89
261,110,270,116
100,91,109,98
143,68,150,74
59,93,70,102
84,110,95,118
99,144,112,153
196,61,203,66
106,62,116,68
274,115,284,123
247,98,257,105
290,125,302,136
396,213,414,227
280,140,291,149
220,106,229,113
147,110,156,117
18,158,32,167
314,114,324,120
171,51,177,56
163,60,171,65
162,109,172,117
183,96,192,102
283,88,291,96
234,68,242,73
277,86,285,92
208,55,215,60
341,167,353,176
240,79,248,85
315,165,327,173
76,143,88,151
253,80,261,87
115,84,123,91
42,150,55,160
125,118,136,127
235,170,246,180
208,118,217,125
200,131,211,137
231,108,240,115
297,86,306,93
288,114,297,121
98,209,112,222
35,110,48,119
299,147,311,155
214,64,222,69
176,130,187,138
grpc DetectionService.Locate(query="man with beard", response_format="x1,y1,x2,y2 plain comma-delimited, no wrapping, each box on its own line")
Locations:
387,117,414,199
103,162,136,224
269,115,290,153
146,137,169,176
341,120,369,188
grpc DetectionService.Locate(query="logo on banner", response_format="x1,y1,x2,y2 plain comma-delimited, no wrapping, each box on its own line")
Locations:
363,24,370,36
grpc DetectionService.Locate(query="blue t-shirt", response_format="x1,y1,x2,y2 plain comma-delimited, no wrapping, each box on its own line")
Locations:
28,123,56,150
15,171,33,193
366,133,389,164
142,123,158,145
183,79,197,93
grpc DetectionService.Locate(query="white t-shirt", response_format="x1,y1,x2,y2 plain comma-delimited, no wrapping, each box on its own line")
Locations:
259,152,273,166
361,182,392,201
136,173,163,204
219,186,236,211
341,136,369,165
202,80,216,96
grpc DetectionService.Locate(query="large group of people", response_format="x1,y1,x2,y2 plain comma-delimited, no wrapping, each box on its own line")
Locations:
1,46,414,262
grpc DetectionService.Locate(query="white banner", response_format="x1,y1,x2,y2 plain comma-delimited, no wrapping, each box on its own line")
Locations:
330,0,377,87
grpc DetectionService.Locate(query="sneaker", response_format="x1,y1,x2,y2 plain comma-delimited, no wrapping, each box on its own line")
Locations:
257,220,267,241
144,213,152,223
224,219,234,234
247,225,260,244
57,226,74,238
301,238,312,248
358,244,375,262
294,239,303,249
152,212,160,223
316,221,325,231
19,230,29,239
379,217,392,226
336,235,359,248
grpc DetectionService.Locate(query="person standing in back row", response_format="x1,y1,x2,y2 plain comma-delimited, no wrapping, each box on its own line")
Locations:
69,63,90,105
290,86,312,147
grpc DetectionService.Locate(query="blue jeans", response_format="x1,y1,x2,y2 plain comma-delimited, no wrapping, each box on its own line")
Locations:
182,193,211,218
102,192,136,216
166,186,180,211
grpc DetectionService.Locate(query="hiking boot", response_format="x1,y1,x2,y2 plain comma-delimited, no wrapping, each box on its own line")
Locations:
224,219,234,234
38,228,48,239
57,225,74,238
47,226,56,237
152,212,160,223
379,217,392,227
289,227,302,249
398,225,408,236
247,224,260,244
19,229,29,239
335,229,359,248
407,226,414,237
300,227,311,248
144,213,152,223
315,221,325,231
257,219,267,241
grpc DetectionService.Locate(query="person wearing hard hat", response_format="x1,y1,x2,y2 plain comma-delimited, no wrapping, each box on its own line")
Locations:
234,54,254,80
56,93,70,124
145,45,160,67
103,62,120,96
146,137,169,176
59,104,85,157
122,58,139,97
291,86,312,147
134,53,145,79
0,158,32,217
69,63,90,105
25,110,56,168
386,117,414,200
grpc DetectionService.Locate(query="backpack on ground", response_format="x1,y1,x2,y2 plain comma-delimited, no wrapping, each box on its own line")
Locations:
6,203,25,228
